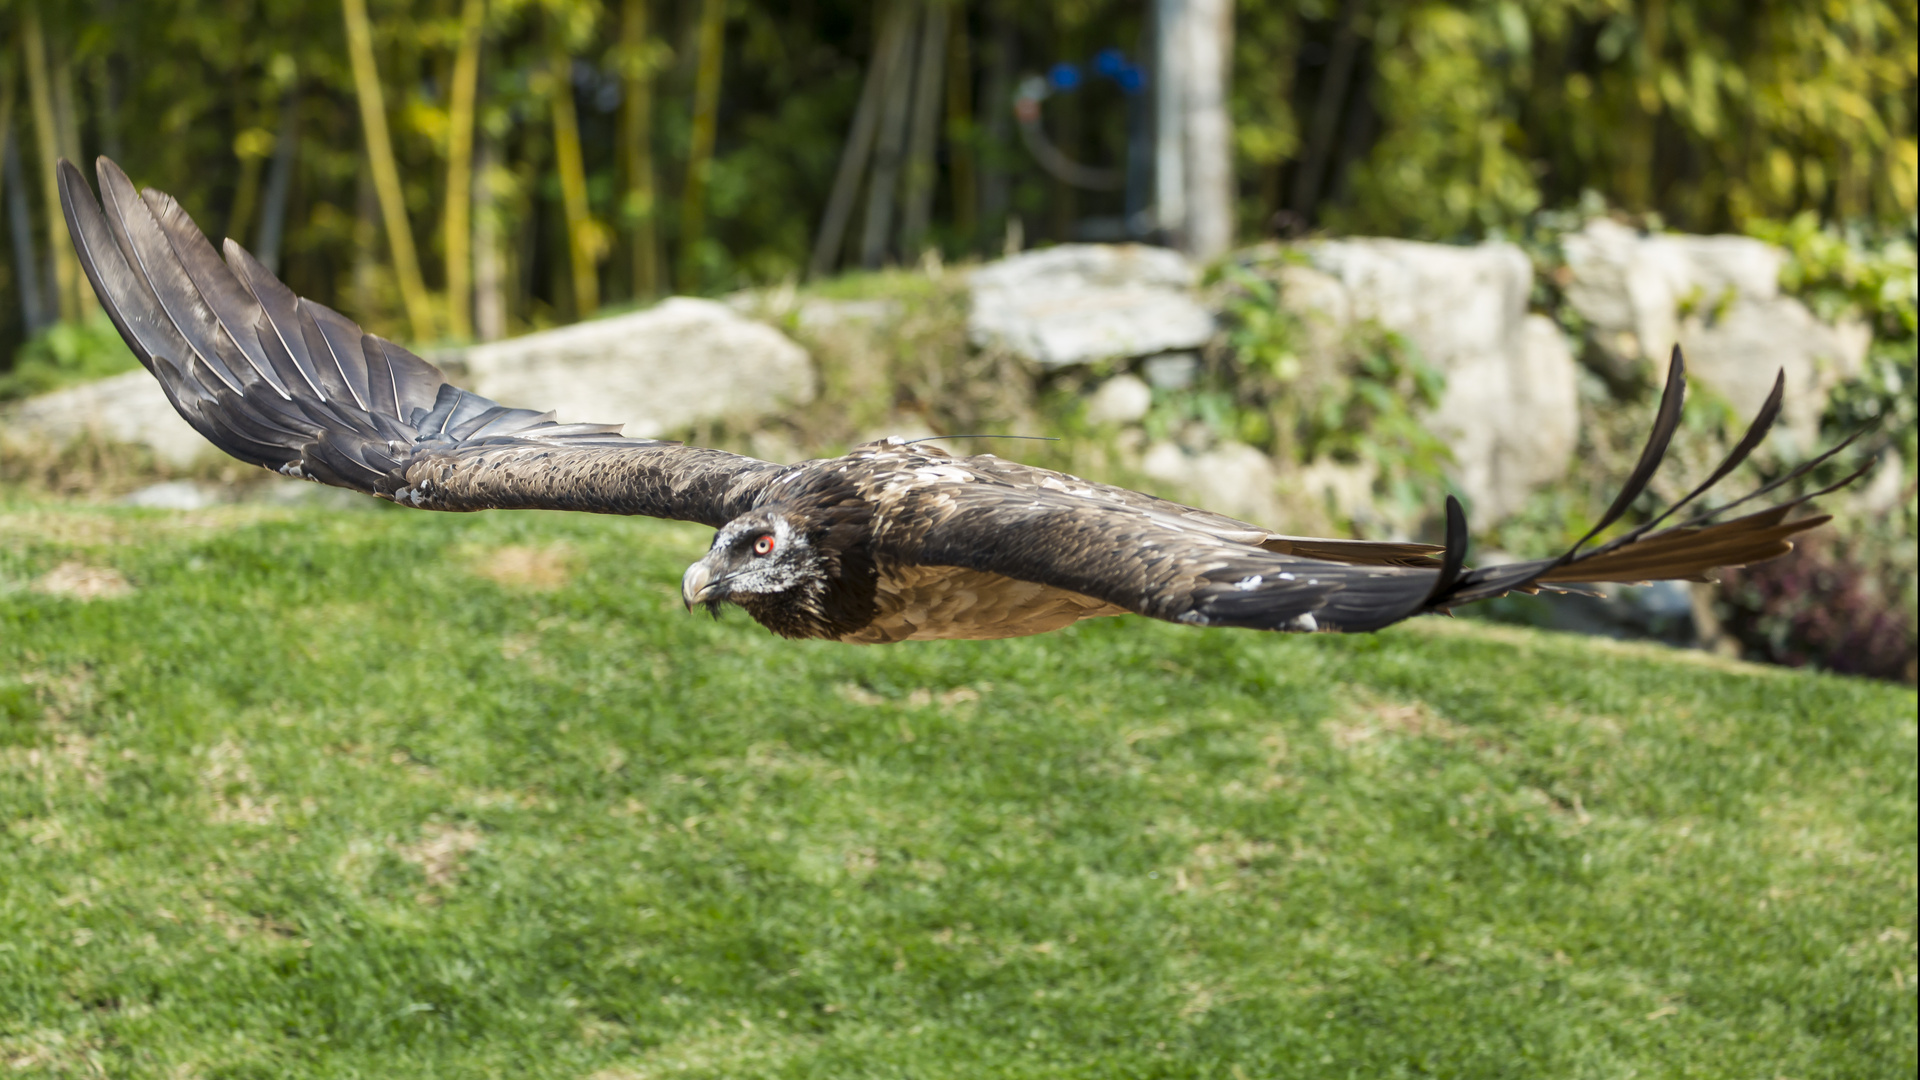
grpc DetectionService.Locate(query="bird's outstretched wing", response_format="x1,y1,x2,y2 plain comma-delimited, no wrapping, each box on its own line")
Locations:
59,157,782,526
891,350,1864,633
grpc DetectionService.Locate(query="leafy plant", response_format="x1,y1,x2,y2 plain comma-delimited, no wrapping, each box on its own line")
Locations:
1212,260,1451,528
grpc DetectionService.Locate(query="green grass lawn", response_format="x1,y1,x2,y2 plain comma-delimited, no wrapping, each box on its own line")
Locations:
1,498,1913,1079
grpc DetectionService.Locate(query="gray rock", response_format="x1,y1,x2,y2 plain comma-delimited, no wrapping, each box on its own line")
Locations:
1141,352,1200,391
968,244,1216,367
1559,219,1868,445
460,297,816,436
1140,439,1281,524
0,369,210,467
1084,374,1154,425
1291,239,1581,521
120,481,221,510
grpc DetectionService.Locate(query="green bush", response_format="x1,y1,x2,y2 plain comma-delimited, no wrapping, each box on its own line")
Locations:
0,314,142,403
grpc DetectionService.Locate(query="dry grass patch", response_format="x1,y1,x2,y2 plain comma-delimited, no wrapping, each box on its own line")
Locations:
30,561,132,600
472,543,575,591
395,821,485,902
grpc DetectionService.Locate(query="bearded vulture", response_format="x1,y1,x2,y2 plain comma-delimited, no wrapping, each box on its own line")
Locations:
57,157,1863,643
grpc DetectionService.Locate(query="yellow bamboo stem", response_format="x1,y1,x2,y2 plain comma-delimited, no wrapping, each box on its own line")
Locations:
51,45,93,318
22,11,77,324
444,0,485,341
620,0,661,299
342,0,436,341
678,0,727,292
549,32,599,317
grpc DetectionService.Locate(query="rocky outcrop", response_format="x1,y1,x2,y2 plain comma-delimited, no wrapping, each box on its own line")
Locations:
462,297,816,436
1560,219,1869,447
3,298,816,467
968,244,1216,367
1285,238,1581,522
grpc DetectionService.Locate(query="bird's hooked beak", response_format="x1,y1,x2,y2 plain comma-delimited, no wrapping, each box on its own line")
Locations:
681,559,723,613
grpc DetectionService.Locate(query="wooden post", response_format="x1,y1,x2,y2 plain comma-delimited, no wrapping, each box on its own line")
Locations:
342,0,437,341
678,0,728,292
1154,0,1234,259
444,0,485,340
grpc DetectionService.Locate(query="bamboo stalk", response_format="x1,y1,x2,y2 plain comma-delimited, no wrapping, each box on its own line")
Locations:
549,30,599,317
472,134,506,341
5,130,50,334
255,92,299,274
809,0,913,280
22,11,78,324
898,1,948,258
342,0,436,341
444,0,485,340
227,121,272,248
620,0,661,299
861,2,920,268
944,2,976,245
678,0,728,292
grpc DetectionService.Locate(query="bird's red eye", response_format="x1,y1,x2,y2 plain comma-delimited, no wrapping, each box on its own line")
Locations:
753,534,776,556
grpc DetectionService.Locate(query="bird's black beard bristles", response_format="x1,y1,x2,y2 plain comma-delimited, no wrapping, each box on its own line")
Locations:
703,598,725,620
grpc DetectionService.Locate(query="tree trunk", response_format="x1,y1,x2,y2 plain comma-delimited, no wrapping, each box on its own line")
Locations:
22,11,78,324
549,30,599,317
678,0,727,292
861,2,920,268
255,92,300,274
444,0,485,340
898,2,948,259
342,0,436,341
809,0,913,280
620,0,662,299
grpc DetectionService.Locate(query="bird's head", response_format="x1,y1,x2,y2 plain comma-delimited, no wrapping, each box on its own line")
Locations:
681,510,822,622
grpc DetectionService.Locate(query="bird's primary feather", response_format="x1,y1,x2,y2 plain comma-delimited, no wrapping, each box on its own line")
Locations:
61,156,1856,644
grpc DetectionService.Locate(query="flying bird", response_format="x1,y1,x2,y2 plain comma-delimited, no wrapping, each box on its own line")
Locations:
58,157,1864,643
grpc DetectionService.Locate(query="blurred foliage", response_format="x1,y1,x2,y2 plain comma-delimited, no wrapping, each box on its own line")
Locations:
1750,211,1918,465
1,0,1912,369
0,313,138,402
1317,0,1918,240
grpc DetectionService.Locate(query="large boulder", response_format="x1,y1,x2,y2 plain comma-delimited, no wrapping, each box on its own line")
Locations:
968,244,1216,368
1560,219,1869,446
1287,239,1581,522
1,369,210,467
461,297,816,436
